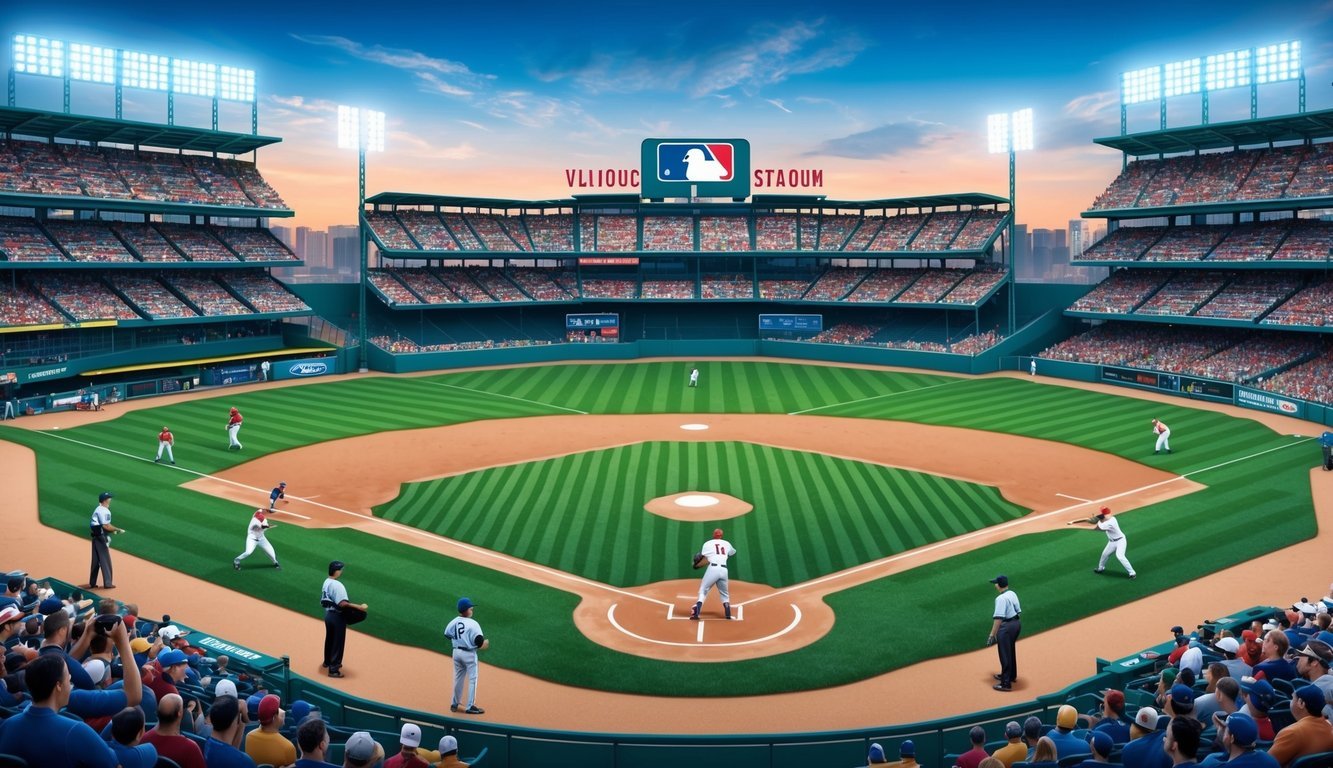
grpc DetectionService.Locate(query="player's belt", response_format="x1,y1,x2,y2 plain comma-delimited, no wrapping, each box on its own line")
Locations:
1110,537,1123,542
454,646,476,652
1002,614,1021,622
710,563,726,568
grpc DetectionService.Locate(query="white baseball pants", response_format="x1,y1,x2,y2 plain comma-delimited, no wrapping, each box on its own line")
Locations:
227,424,242,449
1155,428,1171,452
697,564,730,604
452,649,479,708
1098,537,1135,576
156,441,174,462
236,536,277,565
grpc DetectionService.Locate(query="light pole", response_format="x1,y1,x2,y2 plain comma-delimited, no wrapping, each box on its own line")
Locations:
987,108,1033,336
337,105,385,372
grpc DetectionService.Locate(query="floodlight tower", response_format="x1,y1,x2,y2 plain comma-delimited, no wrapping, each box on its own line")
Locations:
337,105,385,373
987,108,1032,336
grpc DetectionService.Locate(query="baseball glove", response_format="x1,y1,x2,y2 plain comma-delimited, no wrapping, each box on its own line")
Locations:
692,554,707,570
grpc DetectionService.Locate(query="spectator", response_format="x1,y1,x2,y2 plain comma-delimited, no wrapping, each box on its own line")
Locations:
148,647,190,702
1032,736,1058,765
1197,676,1241,727
1069,731,1114,768
957,725,990,768
887,739,919,768
142,692,205,768
1253,630,1299,681
39,609,96,690
992,721,1027,768
203,694,254,767
1165,683,1201,726
1215,636,1254,679
1022,715,1044,759
0,654,117,766
1269,685,1333,766
66,616,143,728
1164,717,1204,768
109,706,159,768
294,717,338,767
1209,712,1279,768
1048,705,1088,758
244,693,295,766
868,743,889,765
1290,640,1333,720
1237,677,1278,740
1121,706,1168,768
431,734,470,768
343,730,385,768
1179,639,1205,678
384,722,429,767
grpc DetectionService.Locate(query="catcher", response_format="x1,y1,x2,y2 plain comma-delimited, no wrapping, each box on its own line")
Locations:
1067,506,1136,580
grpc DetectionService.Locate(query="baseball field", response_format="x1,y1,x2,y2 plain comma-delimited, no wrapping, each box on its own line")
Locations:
0,360,1319,703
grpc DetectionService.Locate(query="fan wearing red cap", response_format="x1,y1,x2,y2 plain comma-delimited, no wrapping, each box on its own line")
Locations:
225,406,243,451
1069,506,1136,580
244,693,295,767
689,527,737,621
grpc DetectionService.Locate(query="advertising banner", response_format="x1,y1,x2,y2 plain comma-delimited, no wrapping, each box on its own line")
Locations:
641,138,751,199
1236,386,1304,419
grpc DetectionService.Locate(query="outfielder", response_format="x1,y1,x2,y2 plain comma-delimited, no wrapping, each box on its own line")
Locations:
154,426,175,465
689,367,700,388
226,407,243,450
446,597,487,715
269,482,287,510
234,509,280,570
1069,506,1136,579
1152,418,1171,454
690,528,736,620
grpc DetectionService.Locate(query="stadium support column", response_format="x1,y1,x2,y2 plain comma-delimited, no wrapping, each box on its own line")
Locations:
1007,148,1016,336
358,146,368,372
989,109,1030,337
338,106,384,373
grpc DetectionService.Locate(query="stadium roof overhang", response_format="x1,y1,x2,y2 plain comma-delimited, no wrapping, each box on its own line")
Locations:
0,106,281,154
1081,194,1333,219
365,192,1010,210
1093,109,1333,156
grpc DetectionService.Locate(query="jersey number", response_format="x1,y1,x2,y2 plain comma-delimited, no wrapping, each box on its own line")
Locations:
714,544,725,554
446,622,464,640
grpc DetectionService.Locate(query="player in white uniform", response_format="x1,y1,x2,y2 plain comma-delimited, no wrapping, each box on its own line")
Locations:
689,367,699,388
446,597,487,715
1070,506,1135,579
690,528,736,620
1152,418,1171,454
233,509,280,571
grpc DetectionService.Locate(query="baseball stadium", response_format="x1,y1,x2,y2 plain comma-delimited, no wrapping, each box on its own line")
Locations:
0,12,1332,768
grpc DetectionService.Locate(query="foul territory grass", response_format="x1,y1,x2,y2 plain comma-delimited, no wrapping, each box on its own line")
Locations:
0,362,1318,695
378,441,1027,587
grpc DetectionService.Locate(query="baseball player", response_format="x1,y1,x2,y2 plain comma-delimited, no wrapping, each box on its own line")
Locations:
690,528,736,620
234,509,280,571
225,407,243,450
1030,359,1037,376
154,426,175,465
446,597,487,715
689,367,699,388
1069,506,1136,579
268,482,287,511
1152,418,1171,454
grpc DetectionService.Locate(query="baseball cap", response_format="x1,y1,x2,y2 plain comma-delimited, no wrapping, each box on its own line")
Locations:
1169,683,1195,707
258,694,280,726
439,735,459,754
399,722,422,748
457,597,475,613
1057,704,1078,729
1215,636,1240,654
247,692,264,719
1087,730,1113,757
129,637,151,655
990,575,1009,587
345,731,377,762
1295,685,1326,713
82,658,109,685
1099,506,1111,517
899,740,915,757
1161,667,1178,686
0,606,22,626
279,482,287,487
1134,706,1160,730
1291,640,1333,664
158,625,188,642
291,700,313,724
328,561,344,575
868,743,887,763
215,679,238,699
1098,689,1126,713
1170,625,1185,635
38,597,62,615
1220,712,1259,747
3,652,25,674
157,649,188,667
5,576,25,592
98,492,113,502
1240,677,1276,710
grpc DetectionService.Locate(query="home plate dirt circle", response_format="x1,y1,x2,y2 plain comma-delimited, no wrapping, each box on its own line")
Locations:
572,580,834,662
644,492,754,521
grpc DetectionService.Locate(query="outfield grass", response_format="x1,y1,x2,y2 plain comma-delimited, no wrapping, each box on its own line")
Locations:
0,362,1316,696
379,441,1028,587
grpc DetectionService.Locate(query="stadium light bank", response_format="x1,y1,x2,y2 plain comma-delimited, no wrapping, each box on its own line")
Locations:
337,105,385,373
987,108,1032,336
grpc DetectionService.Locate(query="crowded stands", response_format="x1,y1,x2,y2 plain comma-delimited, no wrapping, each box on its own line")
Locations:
1135,272,1230,316
1262,278,1333,328
758,277,814,299
949,329,1004,355
1182,334,1320,382
908,212,969,251
0,218,66,261
950,211,1007,251
164,273,251,316
639,279,696,299
436,269,495,302
641,217,694,251
108,274,197,319
368,271,423,306
1079,226,1166,261
898,269,967,303
583,216,636,251
365,212,418,250
1261,350,1333,404
1140,227,1227,262
466,214,524,251
0,281,67,326
700,274,755,299
1209,221,1290,262
155,225,238,262
218,273,312,313
441,214,483,250
1194,273,1305,321
699,216,751,251
808,323,882,344
388,268,462,304
468,269,527,302
941,268,1008,305
110,224,185,262
804,268,868,301
508,268,577,301
496,215,533,250
755,215,797,250
581,278,638,298
843,218,884,251
817,215,861,250
867,213,926,251
397,211,460,251
213,227,298,262
524,214,574,251
845,269,923,303
31,274,140,321
1070,270,1172,314
41,220,136,263
1272,221,1333,261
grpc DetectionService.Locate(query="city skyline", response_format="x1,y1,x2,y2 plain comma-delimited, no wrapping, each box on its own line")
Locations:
4,0,1331,233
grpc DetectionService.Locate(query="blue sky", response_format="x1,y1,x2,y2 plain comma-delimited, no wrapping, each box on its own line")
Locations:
4,0,1332,230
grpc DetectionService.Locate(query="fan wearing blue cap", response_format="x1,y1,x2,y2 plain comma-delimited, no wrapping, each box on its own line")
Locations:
1068,730,1114,768
1269,685,1333,766
446,597,488,715
1211,712,1275,768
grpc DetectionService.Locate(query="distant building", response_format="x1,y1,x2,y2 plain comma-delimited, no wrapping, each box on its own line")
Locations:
1068,219,1087,259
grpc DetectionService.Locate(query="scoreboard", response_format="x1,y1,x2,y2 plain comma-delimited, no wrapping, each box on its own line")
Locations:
759,314,823,332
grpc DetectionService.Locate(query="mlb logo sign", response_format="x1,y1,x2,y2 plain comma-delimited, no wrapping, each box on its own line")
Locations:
656,142,735,182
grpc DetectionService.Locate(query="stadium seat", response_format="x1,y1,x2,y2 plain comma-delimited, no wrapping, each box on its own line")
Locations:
1269,708,1297,733
1013,761,1057,768
1058,753,1092,767
155,758,183,768
1271,678,1295,696
1289,752,1333,768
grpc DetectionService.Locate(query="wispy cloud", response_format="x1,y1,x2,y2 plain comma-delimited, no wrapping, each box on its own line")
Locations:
1064,90,1118,122
456,120,490,132
765,98,793,113
291,34,493,98
805,120,955,159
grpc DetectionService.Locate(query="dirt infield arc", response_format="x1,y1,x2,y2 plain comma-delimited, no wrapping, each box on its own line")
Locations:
184,413,1201,662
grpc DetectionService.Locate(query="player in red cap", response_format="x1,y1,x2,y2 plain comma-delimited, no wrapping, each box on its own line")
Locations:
234,509,280,571
690,527,737,620
1069,506,1136,580
225,407,243,451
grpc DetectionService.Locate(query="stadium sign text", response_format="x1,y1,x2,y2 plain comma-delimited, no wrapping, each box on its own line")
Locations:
564,167,824,190
289,362,329,377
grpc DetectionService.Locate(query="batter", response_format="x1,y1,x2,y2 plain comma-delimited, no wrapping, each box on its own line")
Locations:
691,528,736,620
234,509,281,571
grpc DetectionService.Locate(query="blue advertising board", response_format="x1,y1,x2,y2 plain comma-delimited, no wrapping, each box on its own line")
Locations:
566,313,620,330
274,357,334,381
759,314,823,332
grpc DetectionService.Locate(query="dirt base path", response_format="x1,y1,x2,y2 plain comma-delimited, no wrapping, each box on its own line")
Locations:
1,362,1327,733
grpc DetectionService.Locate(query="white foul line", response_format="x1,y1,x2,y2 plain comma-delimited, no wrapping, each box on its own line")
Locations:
739,437,1315,608
418,379,588,415
788,377,972,415
607,603,803,648
1056,493,1091,503
33,429,669,608
697,620,705,643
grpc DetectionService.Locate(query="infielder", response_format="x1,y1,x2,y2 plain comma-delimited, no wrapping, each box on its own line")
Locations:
1070,506,1136,579
1152,418,1171,454
689,367,699,388
690,528,736,620
154,426,175,465
234,509,280,571
446,597,487,715
268,482,287,510
226,407,243,450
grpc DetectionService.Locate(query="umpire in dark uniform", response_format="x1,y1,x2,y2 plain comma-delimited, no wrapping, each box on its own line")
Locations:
320,560,367,678
987,574,1022,692
87,491,121,589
